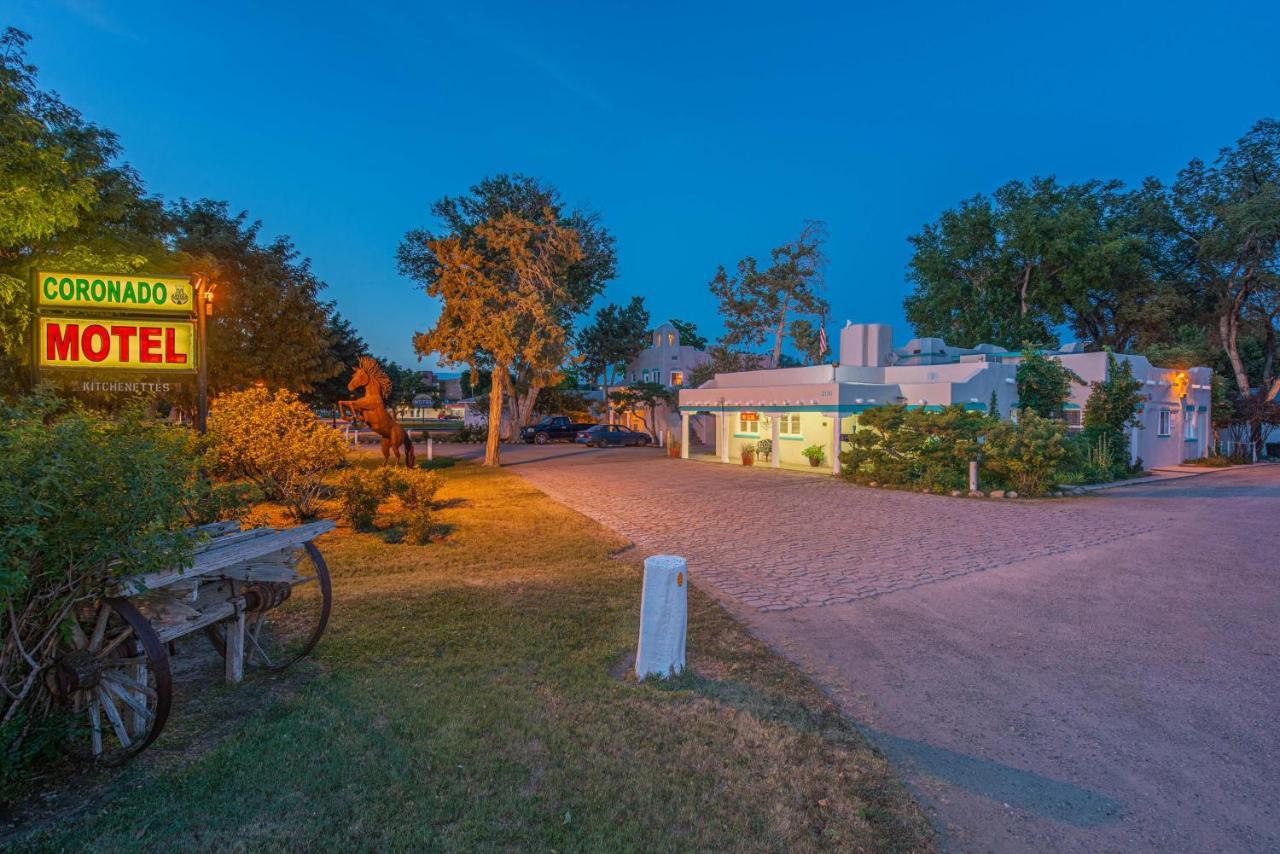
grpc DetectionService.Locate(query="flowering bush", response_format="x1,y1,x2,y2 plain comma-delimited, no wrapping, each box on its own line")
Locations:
206,388,347,520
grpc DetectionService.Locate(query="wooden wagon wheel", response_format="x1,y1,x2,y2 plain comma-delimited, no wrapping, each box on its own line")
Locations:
47,597,172,764
205,541,332,672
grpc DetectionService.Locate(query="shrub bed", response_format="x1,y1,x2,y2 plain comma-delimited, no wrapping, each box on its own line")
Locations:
839,404,1133,497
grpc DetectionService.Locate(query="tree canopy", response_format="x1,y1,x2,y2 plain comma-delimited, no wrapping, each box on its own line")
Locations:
905,118,1280,455
669,318,707,350
408,211,582,465
709,222,829,367
577,296,650,419
398,174,616,438
0,29,361,402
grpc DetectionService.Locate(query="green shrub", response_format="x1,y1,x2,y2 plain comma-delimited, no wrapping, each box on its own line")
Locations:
185,479,262,525
0,392,199,792
335,469,390,531
395,469,442,544
840,405,986,491
802,444,826,465
450,425,486,443
983,410,1069,495
205,388,347,520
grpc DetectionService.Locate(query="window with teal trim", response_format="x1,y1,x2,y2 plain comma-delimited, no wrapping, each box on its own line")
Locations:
1157,409,1171,437
1184,410,1197,441
780,413,801,436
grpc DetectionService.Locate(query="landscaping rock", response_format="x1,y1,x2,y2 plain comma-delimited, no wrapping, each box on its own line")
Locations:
950,490,963,497
990,490,1005,499
868,481,878,488
968,490,983,498
1007,491,1018,499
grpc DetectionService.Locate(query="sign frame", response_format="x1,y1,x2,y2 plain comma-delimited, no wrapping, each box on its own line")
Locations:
30,270,200,381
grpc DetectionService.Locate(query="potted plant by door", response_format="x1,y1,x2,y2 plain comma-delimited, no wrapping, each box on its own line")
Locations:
802,444,826,467
741,446,755,466
668,438,681,458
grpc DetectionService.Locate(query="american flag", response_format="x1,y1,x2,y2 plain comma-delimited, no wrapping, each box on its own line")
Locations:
818,321,829,357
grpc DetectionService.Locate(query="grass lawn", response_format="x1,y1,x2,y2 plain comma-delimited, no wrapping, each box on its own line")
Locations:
8,456,933,852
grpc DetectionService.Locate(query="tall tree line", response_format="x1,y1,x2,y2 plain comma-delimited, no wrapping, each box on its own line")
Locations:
903,119,1280,433
0,28,358,402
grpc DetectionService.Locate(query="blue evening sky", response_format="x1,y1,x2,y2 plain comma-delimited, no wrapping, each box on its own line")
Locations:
6,1,1278,368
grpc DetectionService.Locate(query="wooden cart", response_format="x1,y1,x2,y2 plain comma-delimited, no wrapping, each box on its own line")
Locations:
45,520,335,764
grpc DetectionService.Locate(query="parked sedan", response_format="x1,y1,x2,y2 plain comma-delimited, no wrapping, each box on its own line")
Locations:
575,424,653,447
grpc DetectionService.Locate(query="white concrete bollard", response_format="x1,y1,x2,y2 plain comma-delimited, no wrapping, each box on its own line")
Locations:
427,436,434,461
635,555,687,680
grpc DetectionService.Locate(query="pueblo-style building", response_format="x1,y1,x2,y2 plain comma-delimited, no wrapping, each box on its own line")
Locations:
677,322,1213,474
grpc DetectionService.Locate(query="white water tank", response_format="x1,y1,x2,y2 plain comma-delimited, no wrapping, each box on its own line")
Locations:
839,323,894,367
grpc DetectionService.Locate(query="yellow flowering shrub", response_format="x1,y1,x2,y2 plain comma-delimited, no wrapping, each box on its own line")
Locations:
206,387,347,520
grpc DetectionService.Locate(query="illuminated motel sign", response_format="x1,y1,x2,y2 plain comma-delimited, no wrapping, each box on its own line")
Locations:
32,271,199,385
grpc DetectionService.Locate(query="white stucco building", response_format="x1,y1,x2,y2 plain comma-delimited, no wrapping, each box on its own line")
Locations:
677,322,1213,473
625,322,710,389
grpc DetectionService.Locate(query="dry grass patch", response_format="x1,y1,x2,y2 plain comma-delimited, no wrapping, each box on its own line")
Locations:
8,457,933,852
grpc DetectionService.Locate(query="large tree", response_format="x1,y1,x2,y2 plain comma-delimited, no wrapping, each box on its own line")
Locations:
1167,119,1280,408
577,296,650,423
398,174,616,435
710,222,829,367
0,28,171,391
169,200,341,394
410,212,582,466
303,312,369,409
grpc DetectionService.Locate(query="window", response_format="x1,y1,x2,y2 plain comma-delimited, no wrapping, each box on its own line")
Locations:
737,414,759,434
642,369,650,382
780,413,801,436
654,332,661,347
1184,410,1197,441
670,371,683,387
1157,409,1171,437
1064,409,1082,431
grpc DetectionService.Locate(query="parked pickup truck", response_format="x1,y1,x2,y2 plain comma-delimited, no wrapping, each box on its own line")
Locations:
521,416,597,444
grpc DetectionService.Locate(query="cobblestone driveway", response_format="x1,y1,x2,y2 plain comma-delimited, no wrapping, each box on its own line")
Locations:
446,444,1280,852
502,448,1159,612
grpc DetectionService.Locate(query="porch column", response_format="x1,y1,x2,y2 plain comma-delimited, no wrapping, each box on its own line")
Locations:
719,413,730,463
680,411,690,459
831,414,841,476
771,414,780,469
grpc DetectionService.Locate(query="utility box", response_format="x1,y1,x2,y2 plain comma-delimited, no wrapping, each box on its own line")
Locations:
635,555,687,680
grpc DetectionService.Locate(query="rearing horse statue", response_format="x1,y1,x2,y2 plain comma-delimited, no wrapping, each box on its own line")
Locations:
338,356,416,467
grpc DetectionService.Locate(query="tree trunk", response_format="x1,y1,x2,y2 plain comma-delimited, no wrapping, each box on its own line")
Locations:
1263,316,1279,401
602,373,612,424
517,382,542,430
503,388,520,441
485,368,505,467
771,298,790,368
1019,265,1032,318
1219,310,1252,399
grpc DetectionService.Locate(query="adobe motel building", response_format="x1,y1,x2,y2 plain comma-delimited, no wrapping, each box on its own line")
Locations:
676,323,1214,474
